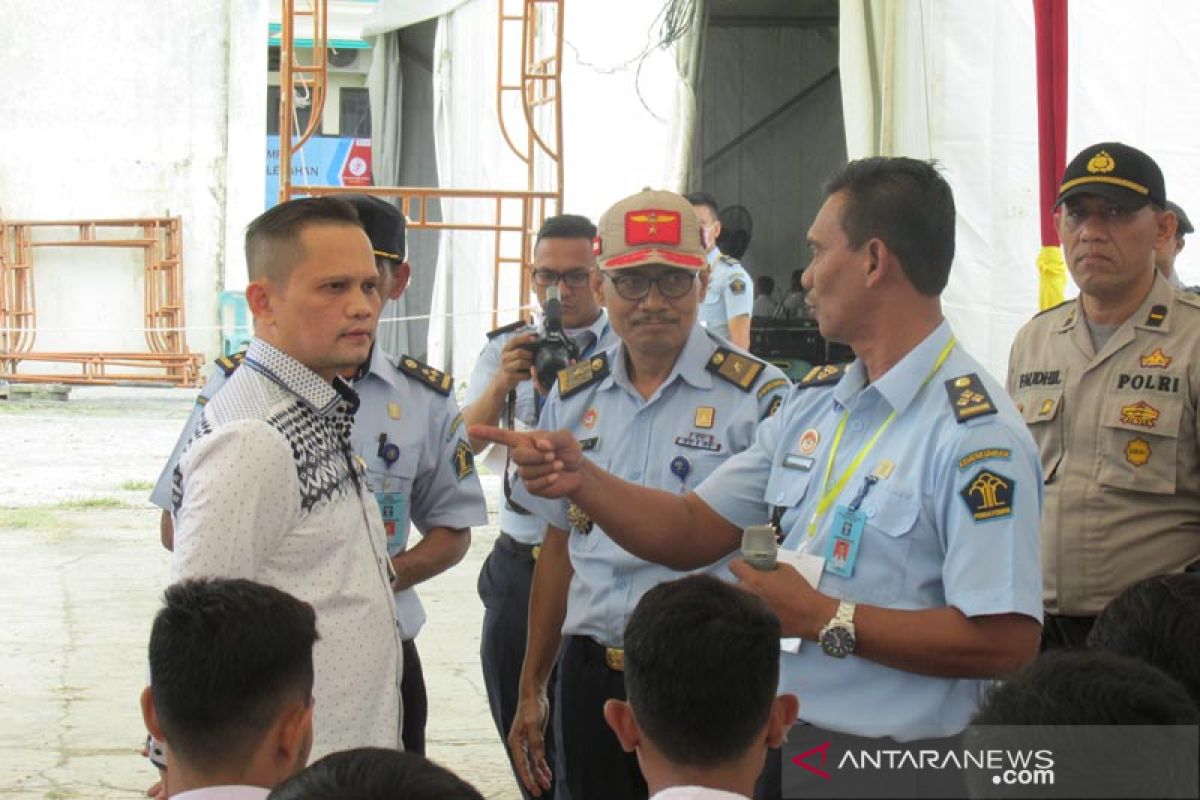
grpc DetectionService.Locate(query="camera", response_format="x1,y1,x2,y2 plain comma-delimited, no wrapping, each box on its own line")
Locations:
523,286,581,392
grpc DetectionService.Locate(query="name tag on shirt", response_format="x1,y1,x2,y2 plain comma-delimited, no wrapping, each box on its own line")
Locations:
376,491,409,551
777,550,825,653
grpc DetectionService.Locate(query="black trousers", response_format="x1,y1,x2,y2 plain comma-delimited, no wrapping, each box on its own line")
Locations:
1040,613,1096,651
400,638,427,755
557,636,647,800
478,534,557,800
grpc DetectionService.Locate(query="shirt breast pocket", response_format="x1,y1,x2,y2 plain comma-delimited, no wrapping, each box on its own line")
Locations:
1098,394,1182,495
1017,386,1065,484
367,449,420,549
828,484,921,607
674,451,726,493
764,466,815,541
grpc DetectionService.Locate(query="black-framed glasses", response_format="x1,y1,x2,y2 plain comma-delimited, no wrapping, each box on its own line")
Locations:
606,269,698,301
532,268,592,288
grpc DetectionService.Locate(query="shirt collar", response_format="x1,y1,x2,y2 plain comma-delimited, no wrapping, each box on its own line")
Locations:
604,323,714,396
356,344,402,392
832,320,954,414
244,338,359,417
706,247,721,266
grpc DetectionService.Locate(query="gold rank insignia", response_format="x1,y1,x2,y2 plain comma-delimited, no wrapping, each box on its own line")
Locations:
398,355,454,396
799,363,844,388
1038,398,1055,418
388,402,402,420
559,354,610,399
1120,400,1159,429
1145,304,1168,328
695,406,715,428
1125,438,1151,466
706,347,765,391
452,440,475,480
214,350,246,376
568,502,593,534
944,373,997,423
1140,348,1172,368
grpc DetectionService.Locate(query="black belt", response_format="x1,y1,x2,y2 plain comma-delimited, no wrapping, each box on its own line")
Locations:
495,532,541,562
570,634,624,671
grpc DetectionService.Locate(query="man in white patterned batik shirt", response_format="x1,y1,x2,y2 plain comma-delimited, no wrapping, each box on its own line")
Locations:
170,197,403,758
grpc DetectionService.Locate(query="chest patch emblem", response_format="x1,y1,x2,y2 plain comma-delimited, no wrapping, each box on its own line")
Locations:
1125,438,1151,466
1120,401,1159,429
1140,348,1172,368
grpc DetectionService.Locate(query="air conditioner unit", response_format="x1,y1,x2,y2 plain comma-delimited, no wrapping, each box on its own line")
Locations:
328,48,360,71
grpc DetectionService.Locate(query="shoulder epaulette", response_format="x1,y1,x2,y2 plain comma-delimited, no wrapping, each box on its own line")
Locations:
397,355,454,396
213,351,245,376
798,363,845,388
558,354,610,399
487,319,527,339
944,373,997,424
1032,298,1074,319
705,346,765,392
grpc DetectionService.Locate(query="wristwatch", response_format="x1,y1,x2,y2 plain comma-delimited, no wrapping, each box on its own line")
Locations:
819,600,857,658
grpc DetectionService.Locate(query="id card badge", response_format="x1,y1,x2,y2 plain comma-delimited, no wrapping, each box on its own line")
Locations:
824,505,865,577
375,491,410,551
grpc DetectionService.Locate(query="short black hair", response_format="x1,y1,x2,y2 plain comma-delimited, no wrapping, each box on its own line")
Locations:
968,650,1199,799
245,196,363,284
757,275,775,296
623,575,781,766
823,157,956,296
684,191,719,217
535,214,597,246
1088,573,1200,707
267,748,485,800
148,578,318,772
716,204,753,259
973,649,1198,726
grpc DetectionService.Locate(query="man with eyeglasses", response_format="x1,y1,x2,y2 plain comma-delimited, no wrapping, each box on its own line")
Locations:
462,213,615,800
502,189,789,800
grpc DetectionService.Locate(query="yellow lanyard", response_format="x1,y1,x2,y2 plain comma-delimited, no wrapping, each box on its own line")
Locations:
807,337,957,538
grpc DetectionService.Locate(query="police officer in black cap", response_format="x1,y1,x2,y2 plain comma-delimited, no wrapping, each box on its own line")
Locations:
1008,142,1200,648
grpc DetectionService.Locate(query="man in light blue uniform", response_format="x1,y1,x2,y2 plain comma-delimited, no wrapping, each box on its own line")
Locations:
477,160,1043,799
150,194,486,756
504,189,789,800
686,191,754,350
462,214,615,800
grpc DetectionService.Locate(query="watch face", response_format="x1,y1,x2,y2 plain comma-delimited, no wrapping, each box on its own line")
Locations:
821,626,855,658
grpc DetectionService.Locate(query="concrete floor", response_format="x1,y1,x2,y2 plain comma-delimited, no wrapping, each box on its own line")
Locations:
0,387,520,798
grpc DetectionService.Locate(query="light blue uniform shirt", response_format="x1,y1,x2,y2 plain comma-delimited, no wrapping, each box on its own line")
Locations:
696,321,1043,741
152,347,487,640
466,309,616,544
514,324,790,647
353,347,488,639
699,249,753,338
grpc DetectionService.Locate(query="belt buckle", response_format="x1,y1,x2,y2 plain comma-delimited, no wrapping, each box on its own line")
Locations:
605,647,624,671
532,545,541,561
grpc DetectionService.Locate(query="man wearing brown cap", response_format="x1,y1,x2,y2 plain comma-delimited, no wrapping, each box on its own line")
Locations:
503,189,789,800
1008,142,1200,648
1156,200,1194,289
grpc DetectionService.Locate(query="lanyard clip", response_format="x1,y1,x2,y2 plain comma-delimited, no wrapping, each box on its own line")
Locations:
848,475,878,512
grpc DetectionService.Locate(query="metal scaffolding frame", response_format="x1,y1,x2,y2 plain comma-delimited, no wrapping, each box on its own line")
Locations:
278,0,564,327
0,217,203,386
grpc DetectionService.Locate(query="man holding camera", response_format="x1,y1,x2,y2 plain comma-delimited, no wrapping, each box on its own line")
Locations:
462,214,615,799
504,189,789,800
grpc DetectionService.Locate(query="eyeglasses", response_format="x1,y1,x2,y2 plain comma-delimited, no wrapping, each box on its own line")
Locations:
606,270,698,301
532,268,592,289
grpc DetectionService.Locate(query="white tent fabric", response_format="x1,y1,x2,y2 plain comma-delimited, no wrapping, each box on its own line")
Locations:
840,0,1200,382
427,0,695,377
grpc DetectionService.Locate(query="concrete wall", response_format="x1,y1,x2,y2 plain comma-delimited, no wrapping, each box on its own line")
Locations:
0,0,267,371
